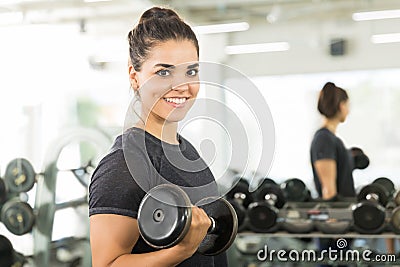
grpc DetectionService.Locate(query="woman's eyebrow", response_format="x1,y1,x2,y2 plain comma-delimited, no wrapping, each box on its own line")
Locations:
187,63,199,69
153,63,199,69
154,63,175,68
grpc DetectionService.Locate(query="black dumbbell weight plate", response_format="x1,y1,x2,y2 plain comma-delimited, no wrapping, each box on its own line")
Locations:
373,177,395,197
0,178,7,204
254,184,285,208
357,184,389,206
4,158,36,193
196,197,238,256
1,201,35,235
0,235,14,267
391,207,400,234
227,199,246,232
138,184,192,248
352,201,386,234
247,202,279,233
395,191,400,206
280,178,309,202
227,179,253,208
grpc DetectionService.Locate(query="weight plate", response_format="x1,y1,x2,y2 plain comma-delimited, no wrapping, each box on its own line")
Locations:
226,179,253,208
256,178,277,188
138,184,191,249
280,178,309,202
0,201,35,236
0,178,7,204
395,191,400,206
391,207,400,234
247,201,278,233
4,158,36,193
373,177,395,197
357,184,389,206
352,201,386,234
0,235,14,267
254,183,286,208
227,199,246,232
351,147,370,170
196,197,238,256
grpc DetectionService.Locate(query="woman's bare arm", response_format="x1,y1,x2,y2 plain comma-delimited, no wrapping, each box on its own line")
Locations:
90,207,210,267
313,159,337,200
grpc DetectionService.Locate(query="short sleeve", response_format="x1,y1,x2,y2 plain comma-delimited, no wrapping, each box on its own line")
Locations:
311,132,337,162
89,149,147,219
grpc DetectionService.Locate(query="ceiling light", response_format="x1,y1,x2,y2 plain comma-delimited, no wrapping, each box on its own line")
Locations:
193,22,249,35
352,9,400,21
225,42,290,55
371,33,400,44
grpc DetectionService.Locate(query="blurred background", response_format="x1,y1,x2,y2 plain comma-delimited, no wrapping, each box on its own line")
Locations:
0,0,399,265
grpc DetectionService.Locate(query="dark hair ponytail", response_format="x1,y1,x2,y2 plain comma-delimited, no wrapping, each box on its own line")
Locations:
317,82,348,118
127,7,199,71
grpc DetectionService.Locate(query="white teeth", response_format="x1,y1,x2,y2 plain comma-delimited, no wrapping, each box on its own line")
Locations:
164,98,187,104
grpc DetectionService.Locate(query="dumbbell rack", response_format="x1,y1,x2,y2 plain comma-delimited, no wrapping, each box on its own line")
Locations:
32,127,111,267
229,203,399,267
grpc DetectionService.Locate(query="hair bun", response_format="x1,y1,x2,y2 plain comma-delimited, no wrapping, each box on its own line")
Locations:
139,7,180,23
323,82,336,90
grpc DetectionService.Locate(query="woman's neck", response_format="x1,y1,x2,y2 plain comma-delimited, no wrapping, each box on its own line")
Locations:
323,118,340,134
136,113,179,144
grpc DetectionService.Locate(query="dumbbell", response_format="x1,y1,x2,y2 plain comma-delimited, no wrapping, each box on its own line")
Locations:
1,199,35,235
226,178,252,231
247,178,285,233
0,178,7,205
350,147,370,170
373,177,395,200
4,158,36,193
0,235,27,267
352,182,389,234
280,178,311,202
138,184,238,256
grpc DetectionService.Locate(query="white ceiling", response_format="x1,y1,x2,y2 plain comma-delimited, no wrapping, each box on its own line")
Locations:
0,0,399,26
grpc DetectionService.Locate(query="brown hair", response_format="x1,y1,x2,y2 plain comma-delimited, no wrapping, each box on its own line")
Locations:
317,82,349,118
127,7,199,71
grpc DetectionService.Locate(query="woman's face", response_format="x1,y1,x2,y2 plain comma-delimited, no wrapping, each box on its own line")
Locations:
129,39,200,123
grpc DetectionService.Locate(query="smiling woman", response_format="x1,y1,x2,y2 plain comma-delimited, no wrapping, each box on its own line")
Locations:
88,6,227,267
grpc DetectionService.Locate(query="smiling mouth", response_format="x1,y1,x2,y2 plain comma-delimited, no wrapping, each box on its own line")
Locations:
163,97,188,105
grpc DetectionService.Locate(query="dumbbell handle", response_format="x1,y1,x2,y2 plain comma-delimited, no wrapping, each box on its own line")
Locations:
208,216,217,234
264,193,277,207
366,193,379,202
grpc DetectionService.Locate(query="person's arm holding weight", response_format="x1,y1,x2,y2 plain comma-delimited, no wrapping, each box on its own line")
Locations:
90,207,210,267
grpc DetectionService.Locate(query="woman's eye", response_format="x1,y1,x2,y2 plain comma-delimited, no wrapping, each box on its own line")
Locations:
156,69,171,77
186,69,199,77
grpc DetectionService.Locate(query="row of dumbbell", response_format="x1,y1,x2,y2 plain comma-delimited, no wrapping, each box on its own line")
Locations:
0,158,36,236
226,177,400,234
0,235,27,267
0,158,93,236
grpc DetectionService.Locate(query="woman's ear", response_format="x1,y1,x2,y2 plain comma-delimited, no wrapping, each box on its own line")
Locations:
128,64,140,91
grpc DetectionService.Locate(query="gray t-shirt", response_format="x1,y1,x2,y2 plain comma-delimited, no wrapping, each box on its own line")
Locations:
310,128,355,198
89,127,227,267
